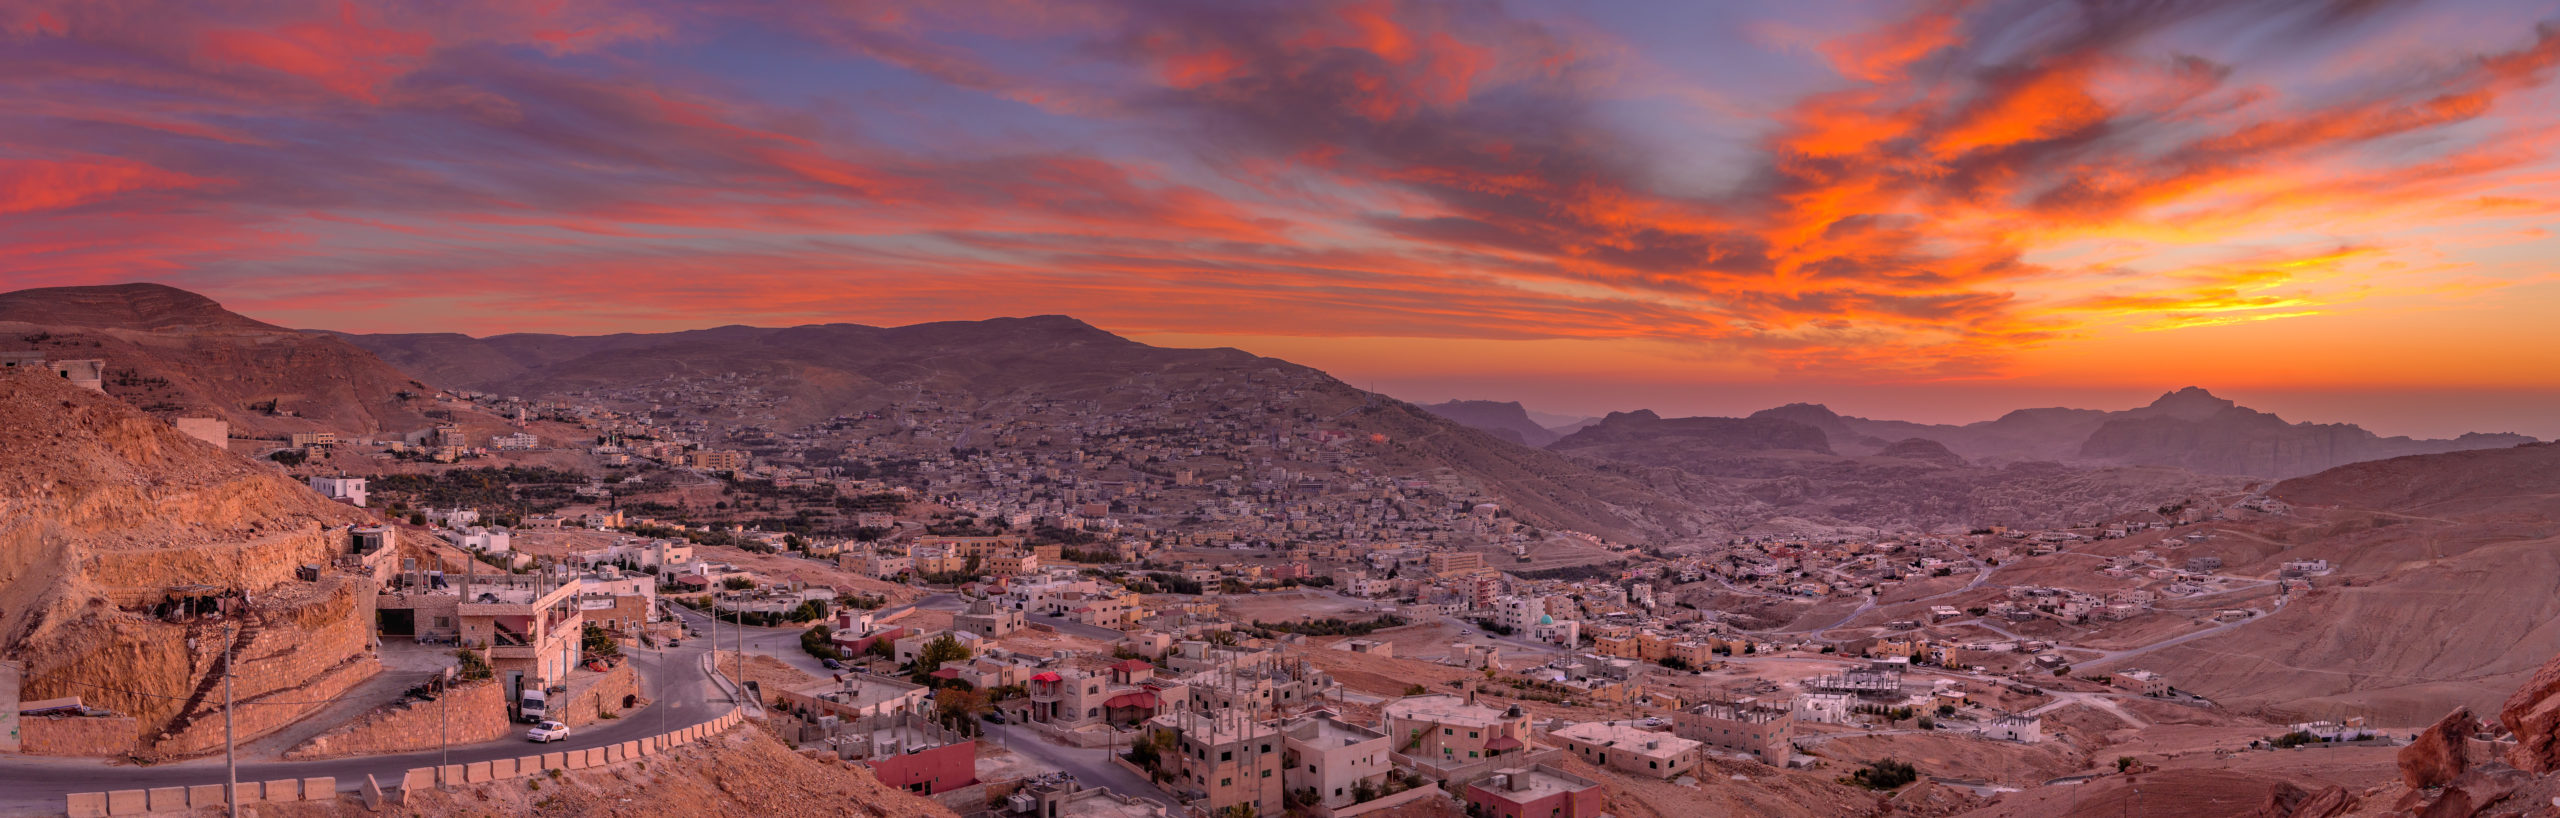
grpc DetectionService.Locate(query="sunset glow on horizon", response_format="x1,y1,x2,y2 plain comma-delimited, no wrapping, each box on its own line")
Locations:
6,0,2559,435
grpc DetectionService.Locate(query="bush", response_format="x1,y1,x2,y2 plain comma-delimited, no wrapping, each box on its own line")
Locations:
1848,759,1919,790
801,625,845,661
2271,730,2318,749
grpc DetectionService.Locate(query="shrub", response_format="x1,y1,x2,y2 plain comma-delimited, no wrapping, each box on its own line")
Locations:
1849,759,1919,790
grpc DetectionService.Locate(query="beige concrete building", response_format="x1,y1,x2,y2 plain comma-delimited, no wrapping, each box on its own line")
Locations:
1280,712,1392,809
1550,720,1701,780
1379,694,1532,766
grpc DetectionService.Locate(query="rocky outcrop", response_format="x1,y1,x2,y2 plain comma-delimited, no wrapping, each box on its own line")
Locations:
2247,782,2355,818
2501,651,2560,774
0,368,381,755
1423,399,1562,447
2405,707,2479,789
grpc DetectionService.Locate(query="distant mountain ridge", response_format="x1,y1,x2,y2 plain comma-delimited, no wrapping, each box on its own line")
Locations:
1420,400,1565,447
1539,387,2535,480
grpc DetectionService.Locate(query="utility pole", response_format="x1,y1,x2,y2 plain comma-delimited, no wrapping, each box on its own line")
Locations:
223,623,239,818
440,667,451,775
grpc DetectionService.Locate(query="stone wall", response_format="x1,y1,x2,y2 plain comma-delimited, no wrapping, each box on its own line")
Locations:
559,663,640,728
285,679,510,760
20,715,138,756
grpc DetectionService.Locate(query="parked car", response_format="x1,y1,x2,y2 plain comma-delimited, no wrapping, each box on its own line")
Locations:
527,721,571,743
821,658,843,670
983,712,1006,724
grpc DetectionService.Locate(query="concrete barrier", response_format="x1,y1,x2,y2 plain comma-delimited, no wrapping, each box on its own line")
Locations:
104,790,145,816
146,788,185,813
568,749,594,769
464,761,492,783
491,757,520,778
402,767,436,791
64,792,107,818
264,778,298,802
303,777,334,800
542,751,566,770
186,784,224,808
621,740,641,759
439,764,465,785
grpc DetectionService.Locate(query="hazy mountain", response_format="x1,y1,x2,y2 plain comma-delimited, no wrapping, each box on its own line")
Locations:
1547,409,2238,536
344,317,1714,543
1421,399,1564,447
0,283,443,438
2076,387,2538,478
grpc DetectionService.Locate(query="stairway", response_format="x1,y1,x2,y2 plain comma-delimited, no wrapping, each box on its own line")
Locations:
150,615,264,747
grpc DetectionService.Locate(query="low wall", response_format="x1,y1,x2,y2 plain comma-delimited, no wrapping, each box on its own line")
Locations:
285,679,509,760
64,711,753,816
1316,785,1443,818
20,715,138,757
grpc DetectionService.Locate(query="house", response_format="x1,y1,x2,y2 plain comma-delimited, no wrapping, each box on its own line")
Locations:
1147,711,1285,818
1549,720,1701,780
1793,692,1854,725
1279,712,1392,809
1673,699,1794,765
1379,694,1532,766
954,598,1024,638
308,475,368,507
2111,669,2170,697
1464,765,1605,818
1984,713,2042,743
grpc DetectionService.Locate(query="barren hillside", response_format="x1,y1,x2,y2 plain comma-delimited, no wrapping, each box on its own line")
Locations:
0,366,380,755
2124,444,2560,724
0,283,447,439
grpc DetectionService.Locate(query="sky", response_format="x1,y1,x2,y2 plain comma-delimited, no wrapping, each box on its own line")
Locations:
5,0,2559,438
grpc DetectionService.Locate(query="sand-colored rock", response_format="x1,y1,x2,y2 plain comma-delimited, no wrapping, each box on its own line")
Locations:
2244,781,2355,818
2501,651,2560,774
2405,707,2479,789
0,367,379,755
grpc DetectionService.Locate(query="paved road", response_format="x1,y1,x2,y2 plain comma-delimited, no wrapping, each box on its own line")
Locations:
0,640,730,816
984,722,1179,809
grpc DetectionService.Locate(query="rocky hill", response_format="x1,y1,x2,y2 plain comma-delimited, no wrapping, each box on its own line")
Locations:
0,283,446,440
1422,399,1564,447
0,365,380,755
344,317,1713,544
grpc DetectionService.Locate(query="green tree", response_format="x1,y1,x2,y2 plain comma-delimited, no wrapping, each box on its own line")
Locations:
580,623,622,659
915,634,971,675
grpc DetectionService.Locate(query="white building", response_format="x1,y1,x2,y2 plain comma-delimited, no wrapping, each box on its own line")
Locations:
448,526,513,554
1983,714,2042,743
308,475,368,507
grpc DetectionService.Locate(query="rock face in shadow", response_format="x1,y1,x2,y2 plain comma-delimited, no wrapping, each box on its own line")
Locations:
2403,707,2477,789
2245,782,2355,818
2502,650,2560,774
1423,399,1562,447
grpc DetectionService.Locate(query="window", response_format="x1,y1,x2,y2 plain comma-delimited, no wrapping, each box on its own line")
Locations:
1444,728,1453,735
1221,778,1232,787
1261,770,1271,778
1468,751,1477,758
1222,751,1233,762
1470,731,1479,738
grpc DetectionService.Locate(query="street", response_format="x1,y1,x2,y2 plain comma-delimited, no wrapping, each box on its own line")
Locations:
0,637,731,815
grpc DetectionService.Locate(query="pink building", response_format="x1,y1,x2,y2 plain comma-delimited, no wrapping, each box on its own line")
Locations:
863,739,978,795
1464,765,1604,818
